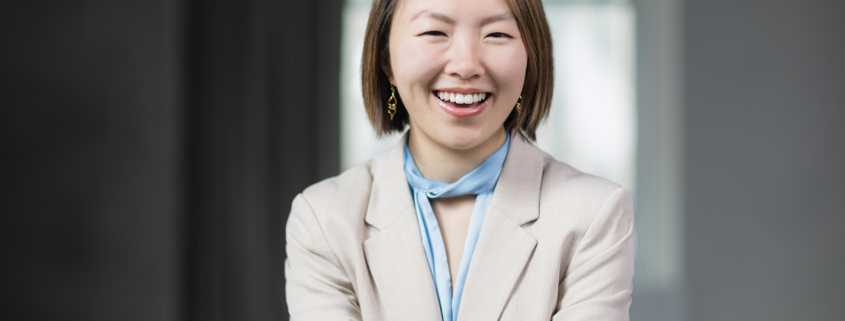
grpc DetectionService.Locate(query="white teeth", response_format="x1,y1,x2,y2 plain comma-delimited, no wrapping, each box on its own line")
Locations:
436,91,488,104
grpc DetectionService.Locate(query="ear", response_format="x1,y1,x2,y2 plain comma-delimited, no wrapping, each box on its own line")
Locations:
380,50,395,85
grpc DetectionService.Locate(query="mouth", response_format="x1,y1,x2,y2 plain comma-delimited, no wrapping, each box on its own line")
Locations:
433,90,492,117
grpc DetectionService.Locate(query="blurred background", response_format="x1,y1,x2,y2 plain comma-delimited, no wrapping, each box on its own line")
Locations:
1,0,843,320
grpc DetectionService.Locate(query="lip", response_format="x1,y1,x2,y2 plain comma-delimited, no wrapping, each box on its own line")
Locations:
435,86,490,94
434,91,491,117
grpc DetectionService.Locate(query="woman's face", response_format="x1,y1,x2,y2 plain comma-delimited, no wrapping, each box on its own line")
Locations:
385,0,527,151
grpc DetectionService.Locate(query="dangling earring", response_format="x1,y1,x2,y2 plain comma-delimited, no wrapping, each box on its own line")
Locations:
515,95,523,113
387,85,398,120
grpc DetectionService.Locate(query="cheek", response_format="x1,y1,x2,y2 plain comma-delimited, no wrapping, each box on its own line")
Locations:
391,40,444,89
486,46,528,90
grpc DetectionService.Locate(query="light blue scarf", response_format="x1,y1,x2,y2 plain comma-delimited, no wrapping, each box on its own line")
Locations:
403,132,510,321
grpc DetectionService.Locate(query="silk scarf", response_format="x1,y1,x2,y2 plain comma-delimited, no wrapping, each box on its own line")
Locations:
403,132,510,321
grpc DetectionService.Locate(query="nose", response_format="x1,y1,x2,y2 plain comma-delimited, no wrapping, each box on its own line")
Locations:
444,36,484,80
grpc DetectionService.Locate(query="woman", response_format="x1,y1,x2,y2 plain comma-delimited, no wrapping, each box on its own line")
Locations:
284,0,634,319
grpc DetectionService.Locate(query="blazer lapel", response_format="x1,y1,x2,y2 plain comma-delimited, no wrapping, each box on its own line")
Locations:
457,132,545,321
363,207,443,321
363,134,442,321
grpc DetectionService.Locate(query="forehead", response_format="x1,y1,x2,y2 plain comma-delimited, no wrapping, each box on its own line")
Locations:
394,0,514,22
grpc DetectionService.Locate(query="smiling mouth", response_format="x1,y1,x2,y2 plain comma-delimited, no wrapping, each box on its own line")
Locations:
433,90,491,107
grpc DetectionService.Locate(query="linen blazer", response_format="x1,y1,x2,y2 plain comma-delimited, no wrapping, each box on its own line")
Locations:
284,132,635,321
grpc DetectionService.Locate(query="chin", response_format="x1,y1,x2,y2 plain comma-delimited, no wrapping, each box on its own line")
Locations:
433,126,492,151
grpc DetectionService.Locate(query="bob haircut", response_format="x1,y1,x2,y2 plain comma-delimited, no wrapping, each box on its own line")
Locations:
361,0,554,141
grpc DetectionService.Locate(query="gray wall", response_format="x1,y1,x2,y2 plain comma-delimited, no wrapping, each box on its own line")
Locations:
684,0,845,320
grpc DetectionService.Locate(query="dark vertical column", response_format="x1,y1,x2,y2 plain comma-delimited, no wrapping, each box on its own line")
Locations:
183,0,342,320
269,0,343,317
183,0,251,319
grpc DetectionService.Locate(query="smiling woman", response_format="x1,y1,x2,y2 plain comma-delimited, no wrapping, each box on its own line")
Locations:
285,0,634,320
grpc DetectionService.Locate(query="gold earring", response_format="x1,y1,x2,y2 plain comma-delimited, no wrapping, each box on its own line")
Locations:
387,85,398,120
515,95,523,113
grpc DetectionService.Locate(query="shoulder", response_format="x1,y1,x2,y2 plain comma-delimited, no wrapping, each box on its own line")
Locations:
501,133,631,224
291,134,408,238
541,153,626,199
295,161,375,227
302,162,374,204
538,152,632,221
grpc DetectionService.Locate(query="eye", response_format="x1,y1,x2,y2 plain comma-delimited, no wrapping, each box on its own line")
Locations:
420,30,447,37
486,32,512,39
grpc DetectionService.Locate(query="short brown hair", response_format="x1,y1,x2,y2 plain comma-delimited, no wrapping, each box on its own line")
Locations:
361,0,554,141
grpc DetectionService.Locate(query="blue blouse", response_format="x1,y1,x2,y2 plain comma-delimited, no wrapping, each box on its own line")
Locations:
403,132,511,321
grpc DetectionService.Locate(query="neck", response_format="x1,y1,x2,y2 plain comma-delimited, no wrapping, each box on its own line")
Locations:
408,127,508,184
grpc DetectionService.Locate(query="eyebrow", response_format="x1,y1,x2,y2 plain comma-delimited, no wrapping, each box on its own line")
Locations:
480,12,515,26
411,10,455,24
411,10,514,26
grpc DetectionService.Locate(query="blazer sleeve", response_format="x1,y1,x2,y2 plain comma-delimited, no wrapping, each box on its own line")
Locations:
552,187,635,321
285,193,363,321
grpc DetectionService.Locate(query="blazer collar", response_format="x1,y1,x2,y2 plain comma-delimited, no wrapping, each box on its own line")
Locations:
365,131,544,230
364,133,414,230
457,132,543,321
363,134,440,321
488,131,544,225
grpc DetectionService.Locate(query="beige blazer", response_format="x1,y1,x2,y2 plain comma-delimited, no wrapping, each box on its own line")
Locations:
285,133,634,321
